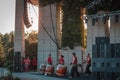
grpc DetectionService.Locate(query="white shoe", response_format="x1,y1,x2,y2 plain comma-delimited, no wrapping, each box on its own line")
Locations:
44,73,47,76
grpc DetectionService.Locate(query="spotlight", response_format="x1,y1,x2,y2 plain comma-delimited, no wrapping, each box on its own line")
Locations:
114,15,119,23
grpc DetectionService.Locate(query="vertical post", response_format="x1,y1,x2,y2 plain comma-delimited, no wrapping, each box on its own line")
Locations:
14,0,25,72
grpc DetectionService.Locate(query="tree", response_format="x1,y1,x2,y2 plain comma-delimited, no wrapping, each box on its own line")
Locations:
61,0,88,49
0,42,6,66
0,32,14,68
25,30,38,59
7,48,14,63
1,32,14,54
25,30,38,42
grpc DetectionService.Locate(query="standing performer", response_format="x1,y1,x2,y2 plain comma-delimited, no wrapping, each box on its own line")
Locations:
69,53,79,78
56,55,67,77
44,54,54,75
22,57,25,72
24,57,30,72
45,54,52,65
31,57,37,71
58,55,64,65
85,53,91,74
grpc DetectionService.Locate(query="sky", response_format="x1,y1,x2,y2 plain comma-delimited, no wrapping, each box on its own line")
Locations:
0,0,38,34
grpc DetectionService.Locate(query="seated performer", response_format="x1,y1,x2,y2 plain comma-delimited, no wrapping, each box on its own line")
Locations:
56,55,67,76
45,54,52,65
44,54,54,75
58,55,64,65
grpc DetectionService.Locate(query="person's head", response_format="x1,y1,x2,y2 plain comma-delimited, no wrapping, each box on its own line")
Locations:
61,55,64,58
87,53,90,56
87,53,90,57
49,54,51,56
72,52,76,56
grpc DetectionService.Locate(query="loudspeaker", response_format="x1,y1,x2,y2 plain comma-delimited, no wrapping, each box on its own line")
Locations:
95,37,110,45
96,45,100,58
14,52,22,72
115,43,120,58
110,44,115,58
92,45,97,58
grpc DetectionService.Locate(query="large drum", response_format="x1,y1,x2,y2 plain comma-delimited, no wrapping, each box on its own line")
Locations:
56,64,67,76
39,64,46,74
45,64,54,75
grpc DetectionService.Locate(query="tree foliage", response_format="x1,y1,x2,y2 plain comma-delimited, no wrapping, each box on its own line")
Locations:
0,32,14,67
61,0,87,49
0,42,6,66
1,32,14,54
25,30,38,59
0,31,38,67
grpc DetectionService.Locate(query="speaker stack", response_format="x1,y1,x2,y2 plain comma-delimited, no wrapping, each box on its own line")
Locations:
14,52,22,72
92,37,120,80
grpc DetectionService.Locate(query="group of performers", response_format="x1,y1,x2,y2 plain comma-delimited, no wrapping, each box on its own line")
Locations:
22,56,37,72
39,53,67,76
39,52,91,78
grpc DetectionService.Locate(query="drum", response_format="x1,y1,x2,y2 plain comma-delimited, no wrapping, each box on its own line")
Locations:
45,64,54,75
39,64,46,74
56,64,67,76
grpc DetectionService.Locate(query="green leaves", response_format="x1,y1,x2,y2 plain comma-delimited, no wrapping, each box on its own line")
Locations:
25,31,38,58
61,2,85,49
0,42,6,65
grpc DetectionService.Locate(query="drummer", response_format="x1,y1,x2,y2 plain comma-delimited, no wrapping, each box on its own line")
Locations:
44,54,54,76
45,54,52,65
69,52,80,78
57,55,65,70
58,55,64,65
56,55,67,76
